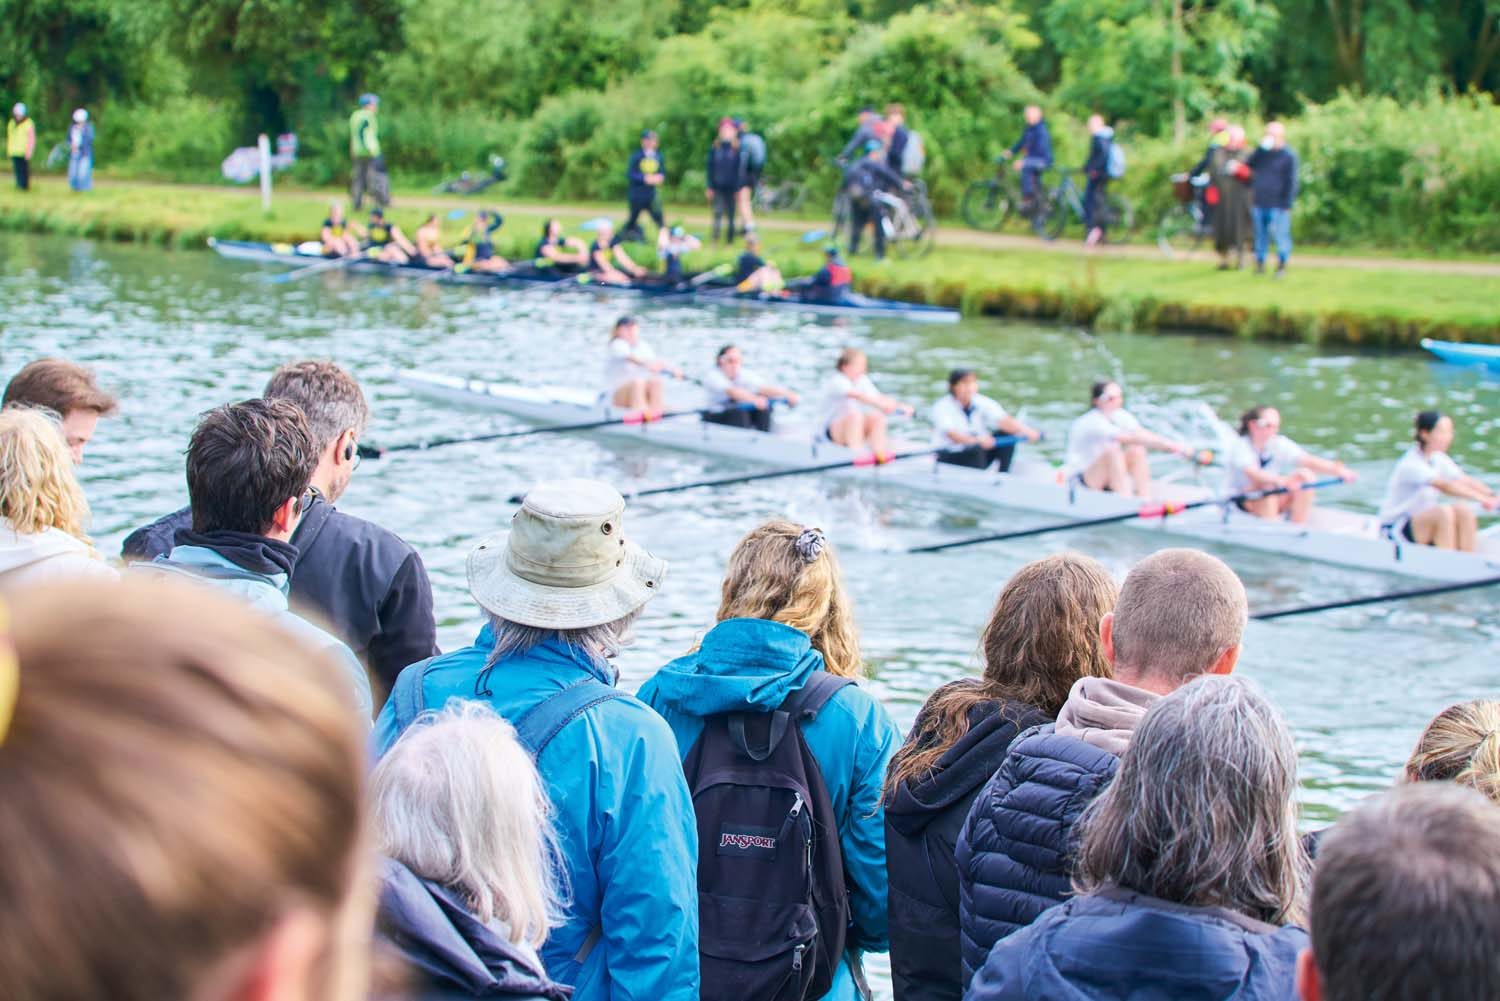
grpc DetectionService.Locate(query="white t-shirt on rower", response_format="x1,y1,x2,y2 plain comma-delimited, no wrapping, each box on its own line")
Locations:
1379,446,1464,528
820,371,880,432
1222,434,1306,497
702,367,766,410
1065,407,1142,475
605,338,655,392
930,393,1008,449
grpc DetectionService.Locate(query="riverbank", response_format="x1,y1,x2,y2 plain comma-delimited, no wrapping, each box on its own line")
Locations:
2,177,1496,346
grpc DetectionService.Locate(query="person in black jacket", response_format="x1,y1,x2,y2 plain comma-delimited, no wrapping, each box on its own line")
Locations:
1246,120,1299,277
623,130,665,242
883,553,1118,1001
120,360,438,703
842,140,907,260
705,118,745,243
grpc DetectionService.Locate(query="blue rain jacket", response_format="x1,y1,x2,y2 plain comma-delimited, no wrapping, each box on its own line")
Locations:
637,617,903,1001
372,627,699,1001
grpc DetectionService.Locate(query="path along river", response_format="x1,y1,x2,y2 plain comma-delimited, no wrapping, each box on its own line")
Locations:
3,232,1496,993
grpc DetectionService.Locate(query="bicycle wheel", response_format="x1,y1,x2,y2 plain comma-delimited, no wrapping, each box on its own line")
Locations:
1156,206,1195,257
831,190,852,246
1105,194,1137,243
909,186,936,256
1044,189,1070,241
961,179,1010,231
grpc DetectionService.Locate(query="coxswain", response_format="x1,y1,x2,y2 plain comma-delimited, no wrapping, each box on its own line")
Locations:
364,208,416,265
412,215,454,269
457,210,508,273
930,368,1042,472
701,344,799,433
320,202,363,258
733,233,784,293
800,245,853,304
605,316,681,415
819,347,913,463
1379,410,1497,551
1065,380,1192,497
1224,405,1356,523
657,225,701,284
589,221,648,286
535,219,589,268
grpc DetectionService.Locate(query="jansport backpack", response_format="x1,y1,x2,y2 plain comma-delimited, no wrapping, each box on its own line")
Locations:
686,671,854,1001
1106,140,1127,179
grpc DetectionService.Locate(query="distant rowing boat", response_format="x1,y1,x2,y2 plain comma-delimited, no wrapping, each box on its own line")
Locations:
1422,338,1500,372
206,238,961,323
399,370,1500,583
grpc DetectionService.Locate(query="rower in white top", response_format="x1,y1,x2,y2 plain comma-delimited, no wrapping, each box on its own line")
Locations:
1065,380,1192,497
604,315,681,417
820,347,914,464
701,343,799,433
1223,405,1356,522
1379,410,1497,551
929,368,1042,472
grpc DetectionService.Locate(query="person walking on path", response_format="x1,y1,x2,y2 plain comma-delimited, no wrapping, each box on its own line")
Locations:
706,118,746,243
1081,114,1114,247
350,92,389,210
1005,104,1053,219
67,109,94,191
7,103,35,190
623,129,666,241
372,479,699,1001
1209,125,1252,269
2,357,118,463
1247,120,1298,277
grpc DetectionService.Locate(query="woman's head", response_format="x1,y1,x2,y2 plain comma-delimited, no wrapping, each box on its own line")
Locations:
717,520,861,678
1405,700,1500,804
544,218,561,238
0,406,93,541
372,700,561,947
836,347,867,377
1075,675,1308,925
0,578,371,1001
611,315,639,343
1414,410,1452,452
1238,405,1281,446
1091,380,1122,412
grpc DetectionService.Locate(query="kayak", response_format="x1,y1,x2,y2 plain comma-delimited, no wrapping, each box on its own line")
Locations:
206,238,961,323
1422,338,1500,372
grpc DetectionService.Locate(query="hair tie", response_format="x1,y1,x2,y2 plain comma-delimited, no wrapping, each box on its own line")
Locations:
0,600,17,746
794,527,826,564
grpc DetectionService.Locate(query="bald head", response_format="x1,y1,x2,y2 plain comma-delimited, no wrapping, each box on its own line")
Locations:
1104,548,1247,690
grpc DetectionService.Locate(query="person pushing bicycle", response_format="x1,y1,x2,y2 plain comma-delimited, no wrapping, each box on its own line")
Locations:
1002,104,1053,216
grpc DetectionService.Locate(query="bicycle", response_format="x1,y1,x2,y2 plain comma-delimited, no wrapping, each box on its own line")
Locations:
1155,172,1211,257
434,155,507,196
960,155,1050,235
752,177,809,214
874,179,935,257
1039,168,1136,243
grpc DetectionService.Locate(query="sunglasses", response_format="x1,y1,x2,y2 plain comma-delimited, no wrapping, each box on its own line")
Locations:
293,487,315,516
1254,418,1280,431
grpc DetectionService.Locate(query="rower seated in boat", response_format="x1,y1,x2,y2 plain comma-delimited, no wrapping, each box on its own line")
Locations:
797,245,853,304
1378,410,1497,551
931,368,1042,472
412,214,454,269
457,210,509,273
820,347,912,463
1225,405,1356,523
657,225,701,284
321,202,363,258
1065,380,1191,497
733,233,785,294
605,315,680,415
589,221,648,286
364,208,417,265
534,218,589,269
701,343,799,433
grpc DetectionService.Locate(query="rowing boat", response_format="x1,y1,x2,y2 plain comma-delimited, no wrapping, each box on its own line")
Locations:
1422,338,1500,372
398,371,1500,583
206,238,961,323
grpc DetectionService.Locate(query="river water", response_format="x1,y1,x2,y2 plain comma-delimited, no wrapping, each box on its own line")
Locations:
3,232,1496,990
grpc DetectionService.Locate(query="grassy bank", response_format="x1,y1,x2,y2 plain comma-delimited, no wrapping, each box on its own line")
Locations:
2,177,1496,347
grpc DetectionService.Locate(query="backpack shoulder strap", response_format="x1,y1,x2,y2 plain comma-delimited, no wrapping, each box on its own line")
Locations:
390,656,439,734
514,678,627,758
780,671,854,723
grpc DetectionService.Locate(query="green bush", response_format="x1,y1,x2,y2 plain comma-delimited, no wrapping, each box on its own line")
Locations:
110,96,237,181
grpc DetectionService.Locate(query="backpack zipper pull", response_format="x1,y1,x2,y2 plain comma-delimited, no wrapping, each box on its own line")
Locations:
792,944,805,973
790,792,804,820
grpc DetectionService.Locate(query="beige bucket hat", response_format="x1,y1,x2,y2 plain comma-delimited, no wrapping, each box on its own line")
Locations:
467,478,667,630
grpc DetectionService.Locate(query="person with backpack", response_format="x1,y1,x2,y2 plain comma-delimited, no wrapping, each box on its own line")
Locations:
638,519,903,1001
706,117,747,243
884,103,925,178
1081,114,1119,247
735,118,767,233
372,479,699,1001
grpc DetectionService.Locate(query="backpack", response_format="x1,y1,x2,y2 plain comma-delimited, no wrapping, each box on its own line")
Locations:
741,132,768,172
686,671,854,1001
900,131,926,176
1106,141,1126,179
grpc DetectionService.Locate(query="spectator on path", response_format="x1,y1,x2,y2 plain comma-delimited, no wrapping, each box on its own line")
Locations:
7,102,35,190
133,398,373,720
966,676,1310,1000
122,361,438,701
734,118,767,233
956,548,1248,985
838,107,883,166
372,479,697,1001
1404,699,1500,802
0,577,371,1001
885,103,912,176
1081,114,1114,247
843,139,907,260
1210,125,1253,269
706,118,745,244
1007,104,1053,213
350,92,389,210
3,357,118,463
1189,116,1229,230
1297,782,1500,1001
0,408,117,588
639,519,903,1001
623,129,666,242
68,109,94,191
884,553,1117,1001
372,701,571,1001
1247,121,1298,277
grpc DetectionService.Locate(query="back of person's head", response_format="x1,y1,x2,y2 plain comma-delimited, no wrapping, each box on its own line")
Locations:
0,407,91,541
717,520,860,678
1404,699,1500,803
1076,675,1308,925
836,347,864,371
185,398,318,534
371,700,561,948
2,358,117,418
264,360,369,452
1107,548,1247,687
886,552,1117,798
1303,782,1500,1001
0,577,370,1001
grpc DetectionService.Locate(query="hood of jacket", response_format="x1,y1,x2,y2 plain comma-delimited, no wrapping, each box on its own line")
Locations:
377,858,571,1000
1054,676,1159,756
0,522,94,576
645,617,824,716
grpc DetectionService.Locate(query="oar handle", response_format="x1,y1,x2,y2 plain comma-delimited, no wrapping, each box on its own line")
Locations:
1253,573,1500,621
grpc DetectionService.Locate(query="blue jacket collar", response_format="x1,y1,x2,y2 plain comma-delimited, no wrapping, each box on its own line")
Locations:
472,622,617,686
157,544,290,596
647,617,824,716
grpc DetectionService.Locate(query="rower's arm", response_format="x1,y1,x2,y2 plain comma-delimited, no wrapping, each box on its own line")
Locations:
1118,427,1187,454
757,383,797,405
1434,477,1496,504
1299,453,1357,481
614,245,645,274
944,428,986,446
723,385,765,406
995,415,1041,442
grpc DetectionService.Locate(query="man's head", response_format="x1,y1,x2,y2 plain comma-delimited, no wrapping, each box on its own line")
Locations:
1024,104,1043,125
717,344,743,380
3,358,118,463
1298,782,1500,1001
948,368,978,407
857,106,876,126
640,129,658,151
11,103,23,121
1226,125,1247,151
1087,113,1105,134
185,399,318,541
884,103,905,126
263,361,369,503
1101,548,1247,692
359,93,378,109
1265,121,1287,149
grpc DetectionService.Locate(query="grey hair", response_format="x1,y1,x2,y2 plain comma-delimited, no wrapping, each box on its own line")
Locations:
484,607,642,669
370,700,564,947
263,360,370,450
1074,675,1309,925
1111,548,1247,685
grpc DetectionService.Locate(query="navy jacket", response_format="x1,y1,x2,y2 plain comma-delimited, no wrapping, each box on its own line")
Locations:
1009,121,1053,166
1083,129,1113,180
964,887,1307,1001
1246,145,1298,210
885,696,1051,1001
626,147,664,199
376,858,572,1001
955,725,1119,985
120,494,438,692
705,141,745,191
888,126,911,174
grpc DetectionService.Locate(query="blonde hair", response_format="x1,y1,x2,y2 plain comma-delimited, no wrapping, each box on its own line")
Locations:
717,519,862,678
0,577,372,1001
1405,700,1500,804
372,700,563,947
0,407,92,541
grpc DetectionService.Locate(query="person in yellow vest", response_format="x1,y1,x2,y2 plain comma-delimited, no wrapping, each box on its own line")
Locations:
8,103,36,191
349,93,388,210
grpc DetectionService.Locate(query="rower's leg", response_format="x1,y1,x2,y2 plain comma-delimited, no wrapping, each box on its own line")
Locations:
612,382,646,412
1412,506,1457,549
1455,503,1479,553
1241,496,1279,520
1286,472,1315,524
829,412,864,450
647,378,666,415
865,412,889,457
1124,444,1152,497
1081,448,1127,492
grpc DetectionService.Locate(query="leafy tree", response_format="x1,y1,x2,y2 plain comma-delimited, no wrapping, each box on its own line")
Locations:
0,0,169,117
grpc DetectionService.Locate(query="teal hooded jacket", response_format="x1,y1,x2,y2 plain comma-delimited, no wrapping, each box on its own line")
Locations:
638,617,903,1001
